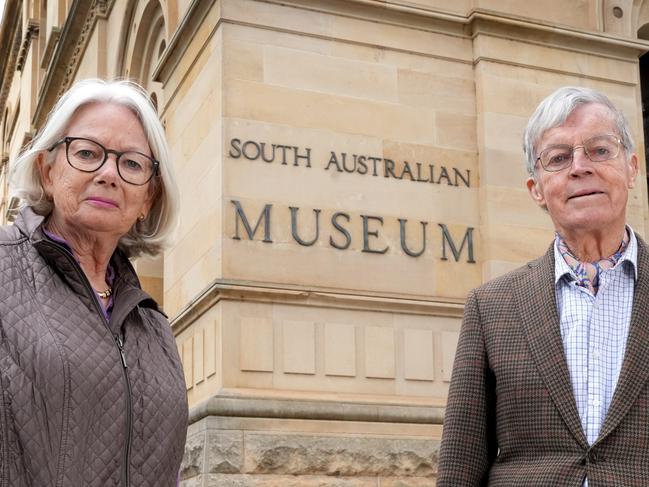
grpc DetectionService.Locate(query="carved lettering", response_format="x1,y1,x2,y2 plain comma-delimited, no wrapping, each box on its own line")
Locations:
290,207,320,246
330,212,352,250
325,152,343,172
399,219,427,257
438,224,475,263
362,215,389,254
231,200,273,243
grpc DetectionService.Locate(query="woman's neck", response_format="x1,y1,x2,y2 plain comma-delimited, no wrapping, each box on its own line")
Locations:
45,217,118,291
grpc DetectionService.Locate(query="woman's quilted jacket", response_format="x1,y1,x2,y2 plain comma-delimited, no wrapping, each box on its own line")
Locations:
0,207,188,486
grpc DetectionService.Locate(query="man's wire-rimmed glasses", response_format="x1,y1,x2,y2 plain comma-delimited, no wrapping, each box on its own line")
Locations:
536,134,623,172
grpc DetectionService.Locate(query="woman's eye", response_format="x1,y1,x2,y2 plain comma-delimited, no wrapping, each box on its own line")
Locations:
75,149,98,160
124,158,143,171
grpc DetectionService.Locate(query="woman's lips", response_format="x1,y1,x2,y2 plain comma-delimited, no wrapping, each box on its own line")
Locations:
86,197,119,208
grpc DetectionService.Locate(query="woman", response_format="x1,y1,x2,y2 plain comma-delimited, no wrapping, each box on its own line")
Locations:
0,79,188,486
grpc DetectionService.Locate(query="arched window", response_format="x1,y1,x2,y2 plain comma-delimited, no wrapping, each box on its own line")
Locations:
638,24,649,194
118,0,169,306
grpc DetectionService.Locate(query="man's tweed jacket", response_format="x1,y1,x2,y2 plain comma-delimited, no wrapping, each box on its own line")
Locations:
437,235,649,487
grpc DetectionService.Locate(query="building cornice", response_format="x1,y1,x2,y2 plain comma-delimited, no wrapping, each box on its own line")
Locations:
170,278,464,335
154,0,649,93
16,20,40,72
468,9,649,60
31,0,116,129
188,392,445,426
152,0,217,85
0,0,22,120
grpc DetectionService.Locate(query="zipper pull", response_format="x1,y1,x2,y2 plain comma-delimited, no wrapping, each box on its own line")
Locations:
115,334,128,369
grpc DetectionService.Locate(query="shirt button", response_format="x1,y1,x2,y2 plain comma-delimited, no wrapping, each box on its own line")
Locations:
593,398,601,407
592,350,600,359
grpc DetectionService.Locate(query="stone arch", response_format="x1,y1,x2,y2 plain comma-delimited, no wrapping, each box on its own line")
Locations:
115,0,170,306
634,0,649,219
633,0,649,37
2,107,8,149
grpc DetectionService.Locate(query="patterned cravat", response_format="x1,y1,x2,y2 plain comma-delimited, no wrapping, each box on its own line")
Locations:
556,231,629,295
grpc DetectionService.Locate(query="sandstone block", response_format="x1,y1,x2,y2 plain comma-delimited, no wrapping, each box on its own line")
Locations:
184,473,377,486
243,433,439,477
181,430,207,479
206,430,244,473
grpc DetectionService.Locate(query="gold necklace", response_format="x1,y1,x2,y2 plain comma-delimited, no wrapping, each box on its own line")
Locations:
96,287,112,299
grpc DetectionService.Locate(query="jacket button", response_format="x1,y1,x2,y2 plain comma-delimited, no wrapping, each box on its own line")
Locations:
580,457,587,466
588,450,598,464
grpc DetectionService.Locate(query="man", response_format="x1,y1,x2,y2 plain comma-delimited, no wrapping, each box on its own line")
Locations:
437,87,649,486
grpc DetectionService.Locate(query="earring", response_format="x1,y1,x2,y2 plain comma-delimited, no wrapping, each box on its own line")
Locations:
138,214,145,221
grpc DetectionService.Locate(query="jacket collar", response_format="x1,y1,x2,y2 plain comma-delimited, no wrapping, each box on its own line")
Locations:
15,206,162,334
511,245,589,449
13,205,47,241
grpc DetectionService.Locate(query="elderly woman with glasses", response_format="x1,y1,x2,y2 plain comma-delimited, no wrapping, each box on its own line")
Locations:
438,87,649,486
0,79,187,486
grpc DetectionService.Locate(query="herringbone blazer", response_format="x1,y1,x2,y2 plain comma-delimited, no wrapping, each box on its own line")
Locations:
438,235,649,487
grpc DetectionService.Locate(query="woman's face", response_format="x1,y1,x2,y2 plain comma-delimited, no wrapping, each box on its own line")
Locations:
39,102,154,242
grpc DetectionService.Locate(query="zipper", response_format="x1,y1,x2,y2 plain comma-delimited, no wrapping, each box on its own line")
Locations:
115,333,132,487
0,377,8,487
40,240,133,486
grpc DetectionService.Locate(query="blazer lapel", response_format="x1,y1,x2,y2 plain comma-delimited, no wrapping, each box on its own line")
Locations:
596,235,649,443
511,246,588,449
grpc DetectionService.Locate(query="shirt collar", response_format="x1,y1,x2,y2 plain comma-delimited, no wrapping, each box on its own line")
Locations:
554,225,638,284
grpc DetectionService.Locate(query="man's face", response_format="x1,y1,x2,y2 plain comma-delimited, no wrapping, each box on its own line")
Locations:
526,103,638,237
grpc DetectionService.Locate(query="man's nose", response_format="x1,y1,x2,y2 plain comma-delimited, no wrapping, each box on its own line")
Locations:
569,146,593,174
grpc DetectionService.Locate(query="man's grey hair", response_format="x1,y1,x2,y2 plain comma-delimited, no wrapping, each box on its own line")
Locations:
523,86,635,177
11,78,180,258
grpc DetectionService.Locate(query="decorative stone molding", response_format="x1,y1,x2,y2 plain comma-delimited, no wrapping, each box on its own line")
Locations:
16,20,39,73
153,0,217,84
95,0,113,18
188,394,445,426
40,27,61,70
56,0,117,97
0,1,22,121
170,279,464,336
32,0,117,128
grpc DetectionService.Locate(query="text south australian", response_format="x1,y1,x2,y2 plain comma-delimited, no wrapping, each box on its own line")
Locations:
229,138,471,188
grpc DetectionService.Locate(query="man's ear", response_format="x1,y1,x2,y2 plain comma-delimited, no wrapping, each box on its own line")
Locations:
527,176,547,209
627,153,639,189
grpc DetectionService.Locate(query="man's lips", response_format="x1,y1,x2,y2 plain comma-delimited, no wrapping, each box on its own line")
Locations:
568,190,604,200
86,197,119,208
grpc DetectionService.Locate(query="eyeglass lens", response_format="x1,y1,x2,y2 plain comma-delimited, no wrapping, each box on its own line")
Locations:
539,135,621,171
66,138,155,185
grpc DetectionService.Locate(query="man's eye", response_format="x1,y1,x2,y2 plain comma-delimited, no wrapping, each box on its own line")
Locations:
548,153,569,165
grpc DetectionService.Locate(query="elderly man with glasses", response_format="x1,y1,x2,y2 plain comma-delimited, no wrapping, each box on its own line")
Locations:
437,87,648,486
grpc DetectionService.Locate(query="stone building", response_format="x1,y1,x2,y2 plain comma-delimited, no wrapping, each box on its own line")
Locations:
2,0,649,485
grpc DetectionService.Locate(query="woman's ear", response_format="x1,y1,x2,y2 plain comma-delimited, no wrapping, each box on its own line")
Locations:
36,152,54,199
